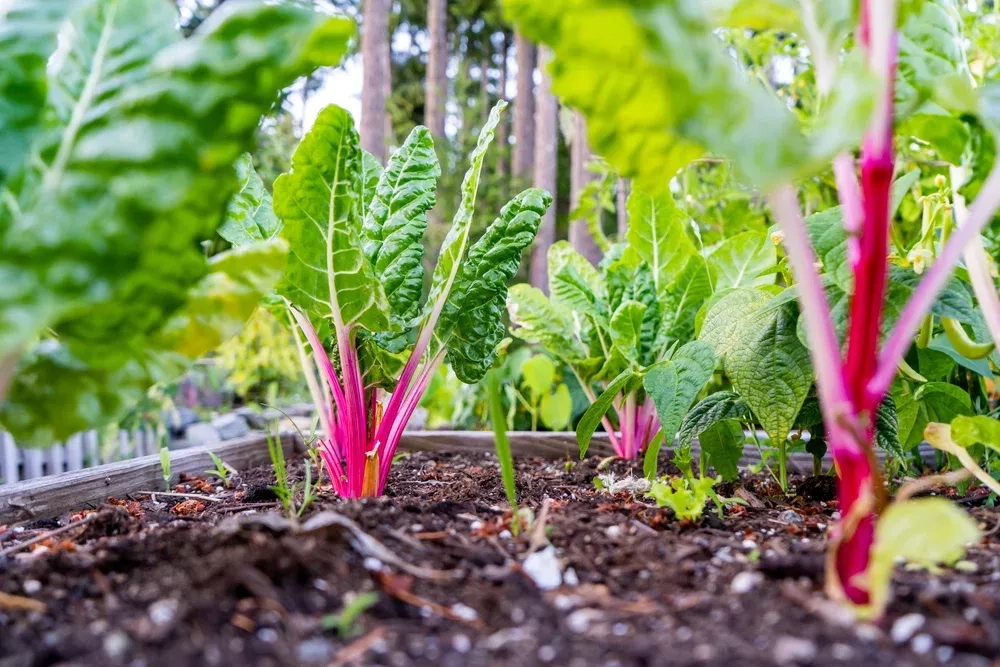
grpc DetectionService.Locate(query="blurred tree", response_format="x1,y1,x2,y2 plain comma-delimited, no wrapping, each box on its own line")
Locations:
569,112,602,265
531,46,558,292
361,0,391,161
512,31,535,184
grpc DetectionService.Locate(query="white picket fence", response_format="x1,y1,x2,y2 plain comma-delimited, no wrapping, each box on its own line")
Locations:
0,427,161,486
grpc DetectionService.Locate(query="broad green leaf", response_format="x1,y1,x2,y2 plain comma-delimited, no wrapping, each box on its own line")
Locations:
707,0,798,29
916,346,957,381
660,254,713,344
359,150,383,221
0,0,72,187
363,126,440,339
436,188,550,383
609,300,647,364
549,240,607,319
707,231,776,291
577,368,642,457
894,382,973,449
869,497,979,617
507,284,590,363
626,188,695,294
220,154,282,246
896,0,972,116
698,419,745,481
678,391,752,448
521,354,556,400
276,105,390,333
603,248,661,363
928,334,994,380
898,112,969,165
506,0,872,191
424,100,506,320
875,395,904,461
703,288,812,445
642,340,716,478
949,415,1000,452
540,383,573,431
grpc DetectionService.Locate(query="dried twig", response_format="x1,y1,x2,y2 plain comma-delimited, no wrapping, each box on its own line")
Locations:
0,511,103,559
0,590,47,613
529,498,553,553
895,469,972,503
137,491,223,503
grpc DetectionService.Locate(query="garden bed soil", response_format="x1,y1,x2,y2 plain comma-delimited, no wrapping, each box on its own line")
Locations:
1,451,999,666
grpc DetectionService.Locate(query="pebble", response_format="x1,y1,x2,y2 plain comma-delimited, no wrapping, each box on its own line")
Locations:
22,580,41,595
830,643,854,661
523,546,563,590
890,613,925,644
676,627,693,642
693,645,715,661
563,568,580,586
778,509,803,524
296,638,334,663
363,557,384,572
936,646,954,663
741,539,757,550
538,645,557,662
772,636,817,665
148,599,179,627
566,609,594,634
104,631,131,660
452,634,471,653
256,628,278,644
730,571,762,594
450,603,478,622
911,634,933,655
606,525,623,538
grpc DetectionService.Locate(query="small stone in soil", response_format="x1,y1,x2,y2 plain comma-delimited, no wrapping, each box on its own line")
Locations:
910,634,933,655
830,643,854,660
730,571,762,594
890,613,925,644
22,580,41,594
538,645,557,662
778,509,803,524
103,631,131,660
451,634,471,653
772,636,817,665
523,546,563,590
296,638,334,663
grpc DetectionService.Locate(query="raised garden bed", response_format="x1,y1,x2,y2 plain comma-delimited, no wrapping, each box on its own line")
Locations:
1,445,996,666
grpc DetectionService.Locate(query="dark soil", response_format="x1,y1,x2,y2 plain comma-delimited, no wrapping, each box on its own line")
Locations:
2,451,1000,666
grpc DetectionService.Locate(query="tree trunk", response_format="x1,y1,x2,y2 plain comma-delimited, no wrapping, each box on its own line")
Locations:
617,177,630,239
512,31,536,183
530,47,558,293
480,55,490,126
570,111,602,265
496,31,511,186
425,0,447,139
361,0,390,162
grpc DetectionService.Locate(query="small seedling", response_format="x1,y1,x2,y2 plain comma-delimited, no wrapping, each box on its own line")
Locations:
322,592,379,638
268,430,319,520
488,370,522,534
159,447,172,492
204,451,235,486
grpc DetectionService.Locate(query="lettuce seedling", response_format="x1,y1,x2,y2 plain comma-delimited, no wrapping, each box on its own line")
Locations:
275,101,550,498
508,0,994,617
508,189,716,470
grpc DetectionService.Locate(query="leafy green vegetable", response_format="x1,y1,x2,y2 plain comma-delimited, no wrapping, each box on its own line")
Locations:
894,381,973,449
220,154,283,246
646,475,719,521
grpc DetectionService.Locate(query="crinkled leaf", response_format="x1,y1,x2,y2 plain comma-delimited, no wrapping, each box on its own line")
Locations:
678,391,752,448
660,254,713,345
642,340,716,478
220,154,282,246
707,231,776,291
507,284,590,364
424,101,506,320
276,105,390,333
436,188,550,383
609,300,647,364
875,395,904,461
549,240,607,319
626,188,695,294
506,0,872,191
363,125,440,342
359,150,383,220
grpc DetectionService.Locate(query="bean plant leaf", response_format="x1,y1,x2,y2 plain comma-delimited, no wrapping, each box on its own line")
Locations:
577,368,643,457
363,125,440,341
894,382,973,449
436,188,550,383
642,340,716,478
698,420,746,481
707,231,776,291
424,101,506,319
507,284,590,363
276,104,390,332
506,0,873,191
678,391,752,448
875,395,904,461
626,189,695,295
220,154,282,246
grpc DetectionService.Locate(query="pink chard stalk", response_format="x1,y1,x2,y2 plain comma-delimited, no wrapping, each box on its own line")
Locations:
771,0,1000,608
276,101,551,498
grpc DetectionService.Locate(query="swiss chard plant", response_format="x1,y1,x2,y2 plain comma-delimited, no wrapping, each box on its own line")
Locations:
508,0,990,617
268,101,550,498
0,0,352,444
507,187,718,471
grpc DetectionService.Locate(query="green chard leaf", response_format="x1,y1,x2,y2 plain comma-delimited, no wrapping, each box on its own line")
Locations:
896,0,972,117
609,300,648,364
220,154,282,246
276,105,390,333
949,415,1000,452
626,188,695,294
436,188,551,383
507,284,590,364
660,254,713,345
707,231,776,291
549,240,607,320
359,150,383,220
363,125,440,342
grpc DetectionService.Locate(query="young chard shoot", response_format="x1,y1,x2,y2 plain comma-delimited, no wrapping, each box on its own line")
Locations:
509,0,990,617
275,101,550,498
508,189,716,471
